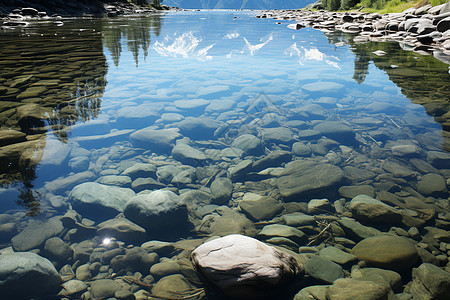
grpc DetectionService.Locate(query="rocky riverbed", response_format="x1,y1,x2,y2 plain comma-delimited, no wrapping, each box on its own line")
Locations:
257,2,450,65
0,9,449,300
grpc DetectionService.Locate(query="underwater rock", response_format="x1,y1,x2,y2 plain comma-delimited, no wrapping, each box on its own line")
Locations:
0,252,61,299
349,195,402,224
97,216,147,243
351,235,418,272
305,256,345,284
326,278,395,300
129,127,181,152
210,177,233,205
410,263,450,300
172,143,206,166
277,160,344,201
124,189,188,233
231,134,264,156
11,216,64,252
191,234,303,299
68,182,135,221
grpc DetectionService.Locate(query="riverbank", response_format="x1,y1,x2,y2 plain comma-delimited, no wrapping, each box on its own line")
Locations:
0,0,170,19
257,5,450,64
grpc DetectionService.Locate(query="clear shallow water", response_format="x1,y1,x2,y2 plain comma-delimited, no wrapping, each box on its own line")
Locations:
0,10,449,299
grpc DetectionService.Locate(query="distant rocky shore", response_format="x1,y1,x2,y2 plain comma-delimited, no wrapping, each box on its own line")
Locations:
257,2,450,64
0,0,171,19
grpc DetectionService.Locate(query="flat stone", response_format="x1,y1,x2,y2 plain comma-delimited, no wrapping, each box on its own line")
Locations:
129,127,181,152
294,285,329,300
11,216,64,252
43,237,73,263
122,163,156,179
150,260,181,279
191,234,303,298
258,224,306,244
97,217,147,243
178,117,221,140
319,246,357,265
427,151,450,169
351,235,418,272
97,175,132,188
313,121,355,144
59,280,87,297
252,150,292,172
115,104,160,128
339,185,375,198
305,256,345,284
277,160,344,201
151,274,196,299
90,279,122,299
282,212,315,226
326,278,394,300
338,217,381,241
239,196,284,221
350,195,402,224
262,127,295,144
172,144,206,166
352,267,402,291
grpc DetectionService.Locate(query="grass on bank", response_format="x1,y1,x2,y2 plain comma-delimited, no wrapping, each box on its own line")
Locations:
320,0,448,14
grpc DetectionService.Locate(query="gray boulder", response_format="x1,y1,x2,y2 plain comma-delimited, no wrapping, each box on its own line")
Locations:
129,127,181,152
305,256,344,284
410,263,450,300
277,160,344,201
97,216,147,243
252,150,292,172
178,117,221,139
68,182,135,221
416,173,447,196
0,252,61,299
326,278,395,300
191,234,303,299
349,195,402,224
171,144,206,166
210,177,233,205
123,190,188,233
11,216,64,252
231,134,263,156
313,121,355,144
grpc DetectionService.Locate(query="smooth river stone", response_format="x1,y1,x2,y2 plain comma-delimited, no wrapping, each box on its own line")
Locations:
313,121,356,144
410,263,450,300
171,143,206,166
129,127,181,152
0,252,61,299
326,278,395,300
68,182,135,221
349,195,402,224
277,160,344,201
191,234,303,299
351,235,418,272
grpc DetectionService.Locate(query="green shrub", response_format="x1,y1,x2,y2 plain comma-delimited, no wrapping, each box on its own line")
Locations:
324,0,343,10
431,0,448,5
341,0,360,9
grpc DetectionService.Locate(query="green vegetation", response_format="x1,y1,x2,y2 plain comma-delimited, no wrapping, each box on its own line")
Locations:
318,0,448,13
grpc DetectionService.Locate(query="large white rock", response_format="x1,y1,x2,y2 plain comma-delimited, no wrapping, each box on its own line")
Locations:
191,234,303,299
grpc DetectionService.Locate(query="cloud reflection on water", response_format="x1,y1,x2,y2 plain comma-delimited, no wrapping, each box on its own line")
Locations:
285,42,341,69
152,31,215,60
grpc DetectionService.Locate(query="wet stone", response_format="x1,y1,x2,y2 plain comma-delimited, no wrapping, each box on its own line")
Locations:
282,212,315,226
59,280,87,297
318,246,357,265
313,121,356,145
172,143,206,166
351,235,418,272
305,256,345,284
231,134,264,156
68,182,135,221
129,127,181,152
97,216,147,243
239,196,284,221
410,263,450,299
427,151,450,169
122,163,156,179
191,234,303,299
43,237,73,263
350,194,402,224
416,173,447,196
210,177,233,205
150,260,181,279
292,142,312,156
258,224,306,244
294,285,329,300
277,160,344,201
90,279,122,299
97,175,132,188
338,217,381,241
326,278,394,300
11,216,64,252
124,189,188,233
339,185,375,198
151,274,196,299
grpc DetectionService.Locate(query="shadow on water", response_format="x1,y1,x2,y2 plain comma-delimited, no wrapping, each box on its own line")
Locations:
0,20,107,214
326,30,450,150
102,15,163,67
